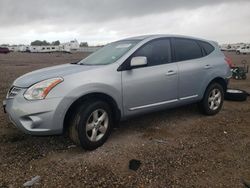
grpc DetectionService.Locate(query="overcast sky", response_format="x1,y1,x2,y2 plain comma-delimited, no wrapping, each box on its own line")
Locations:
0,0,250,45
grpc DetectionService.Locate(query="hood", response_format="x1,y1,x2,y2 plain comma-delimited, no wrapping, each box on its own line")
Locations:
13,64,99,87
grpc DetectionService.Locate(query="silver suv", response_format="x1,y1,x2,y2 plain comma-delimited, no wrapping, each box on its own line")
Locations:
3,35,232,150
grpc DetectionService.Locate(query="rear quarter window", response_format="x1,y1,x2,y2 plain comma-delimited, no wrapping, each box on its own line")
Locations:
174,38,203,62
198,41,215,55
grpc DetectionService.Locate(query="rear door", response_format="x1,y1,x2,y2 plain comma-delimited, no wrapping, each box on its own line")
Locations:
172,38,208,101
122,38,179,116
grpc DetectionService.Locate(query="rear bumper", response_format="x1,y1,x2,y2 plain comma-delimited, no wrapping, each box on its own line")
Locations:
225,73,232,87
225,76,231,86
224,68,232,88
2,100,6,113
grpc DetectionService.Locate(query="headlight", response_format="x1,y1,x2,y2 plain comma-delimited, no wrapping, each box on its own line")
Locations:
24,77,63,100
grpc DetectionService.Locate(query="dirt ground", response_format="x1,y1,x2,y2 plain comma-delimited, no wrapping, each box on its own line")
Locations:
0,52,249,188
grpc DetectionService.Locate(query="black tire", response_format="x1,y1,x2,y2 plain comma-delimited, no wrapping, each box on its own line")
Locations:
68,100,113,150
225,89,248,101
199,83,224,115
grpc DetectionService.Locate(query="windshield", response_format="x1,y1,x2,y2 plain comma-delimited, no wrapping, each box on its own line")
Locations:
78,40,140,65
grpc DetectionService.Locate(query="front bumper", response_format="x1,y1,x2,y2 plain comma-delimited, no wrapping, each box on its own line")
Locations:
3,90,64,135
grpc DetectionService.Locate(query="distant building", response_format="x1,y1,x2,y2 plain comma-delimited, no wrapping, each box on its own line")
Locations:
60,39,80,51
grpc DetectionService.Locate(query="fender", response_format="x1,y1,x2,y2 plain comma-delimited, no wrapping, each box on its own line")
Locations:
51,83,123,133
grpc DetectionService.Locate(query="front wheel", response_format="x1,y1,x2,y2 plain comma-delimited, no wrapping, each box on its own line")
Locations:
68,100,113,150
199,83,224,115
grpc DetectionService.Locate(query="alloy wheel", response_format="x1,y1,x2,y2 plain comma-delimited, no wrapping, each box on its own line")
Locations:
85,109,109,142
208,88,222,111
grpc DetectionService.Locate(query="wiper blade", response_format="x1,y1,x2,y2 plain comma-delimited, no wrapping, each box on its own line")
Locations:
70,61,80,64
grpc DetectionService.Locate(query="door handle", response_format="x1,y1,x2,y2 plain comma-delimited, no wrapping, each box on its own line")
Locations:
165,70,176,76
204,64,212,69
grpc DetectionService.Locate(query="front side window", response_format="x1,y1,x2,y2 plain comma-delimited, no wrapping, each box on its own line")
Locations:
133,39,171,66
78,40,140,65
174,38,202,61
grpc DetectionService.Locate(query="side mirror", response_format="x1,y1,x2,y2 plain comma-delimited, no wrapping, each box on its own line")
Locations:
130,56,147,68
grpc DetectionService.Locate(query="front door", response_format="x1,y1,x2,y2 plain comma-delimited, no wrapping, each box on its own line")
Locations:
122,38,178,116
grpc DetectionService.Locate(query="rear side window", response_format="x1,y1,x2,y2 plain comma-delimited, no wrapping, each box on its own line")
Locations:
198,41,215,55
133,39,171,66
174,38,202,61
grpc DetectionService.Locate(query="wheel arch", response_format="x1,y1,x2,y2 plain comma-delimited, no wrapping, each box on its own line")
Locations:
210,77,227,92
63,92,121,134
202,77,228,98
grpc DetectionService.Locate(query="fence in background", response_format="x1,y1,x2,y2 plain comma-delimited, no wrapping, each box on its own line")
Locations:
77,47,101,53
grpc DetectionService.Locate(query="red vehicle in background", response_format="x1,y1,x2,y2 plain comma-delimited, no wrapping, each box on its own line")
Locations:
0,47,10,54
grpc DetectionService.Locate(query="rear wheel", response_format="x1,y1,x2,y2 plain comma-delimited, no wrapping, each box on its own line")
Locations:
199,83,224,115
68,100,113,150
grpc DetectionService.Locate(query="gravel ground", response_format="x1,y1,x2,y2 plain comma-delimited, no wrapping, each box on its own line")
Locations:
0,52,249,188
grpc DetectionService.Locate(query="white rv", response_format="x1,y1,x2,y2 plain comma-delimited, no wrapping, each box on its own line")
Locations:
60,39,80,52
30,46,60,53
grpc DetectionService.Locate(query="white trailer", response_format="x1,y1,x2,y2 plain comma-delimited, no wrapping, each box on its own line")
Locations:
236,45,250,54
61,39,80,52
29,46,60,53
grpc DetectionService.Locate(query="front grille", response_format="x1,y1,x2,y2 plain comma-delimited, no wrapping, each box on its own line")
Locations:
7,87,22,99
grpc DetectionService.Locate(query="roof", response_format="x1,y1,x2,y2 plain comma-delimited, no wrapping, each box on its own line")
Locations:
121,34,212,43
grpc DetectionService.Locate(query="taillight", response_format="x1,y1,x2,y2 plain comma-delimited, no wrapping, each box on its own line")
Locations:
225,56,233,68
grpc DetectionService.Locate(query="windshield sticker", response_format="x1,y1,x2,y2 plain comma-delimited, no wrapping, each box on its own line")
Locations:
116,44,132,48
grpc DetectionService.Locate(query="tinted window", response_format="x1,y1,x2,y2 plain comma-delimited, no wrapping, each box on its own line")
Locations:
198,41,214,55
133,39,171,66
174,38,202,61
